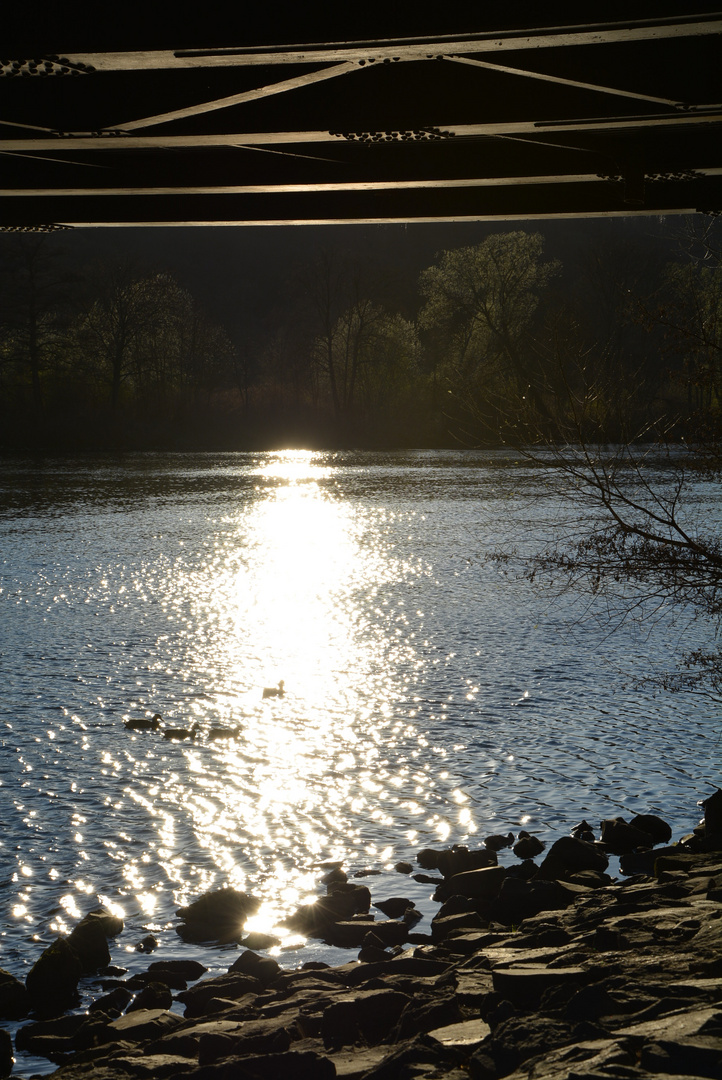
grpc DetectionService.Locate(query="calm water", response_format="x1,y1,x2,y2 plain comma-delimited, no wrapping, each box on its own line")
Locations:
0,450,718,1059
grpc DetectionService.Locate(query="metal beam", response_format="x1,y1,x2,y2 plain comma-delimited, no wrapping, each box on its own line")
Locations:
446,55,691,109
48,17,722,71
2,169,719,197
112,61,359,132
2,110,720,151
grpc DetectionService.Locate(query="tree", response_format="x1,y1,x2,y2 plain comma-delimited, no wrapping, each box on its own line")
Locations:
0,234,76,414
418,231,561,433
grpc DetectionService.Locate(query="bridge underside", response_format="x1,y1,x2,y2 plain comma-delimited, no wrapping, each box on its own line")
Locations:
3,7,722,229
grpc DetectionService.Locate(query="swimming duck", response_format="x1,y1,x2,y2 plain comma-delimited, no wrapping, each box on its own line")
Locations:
125,713,162,732
262,680,285,699
207,725,241,741
163,722,201,741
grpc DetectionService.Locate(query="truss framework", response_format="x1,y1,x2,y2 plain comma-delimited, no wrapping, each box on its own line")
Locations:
2,11,721,228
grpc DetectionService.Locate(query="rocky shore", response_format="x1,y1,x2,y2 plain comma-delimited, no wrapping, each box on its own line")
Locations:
1,793,720,1080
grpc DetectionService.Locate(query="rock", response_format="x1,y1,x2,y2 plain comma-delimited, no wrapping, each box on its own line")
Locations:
512,835,545,859
323,919,408,949
481,1013,576,1076
322,867,347,885
394,862,413,874
136,935,159,953
80,905,125,939
619,843,682,876
228,950,281,987
238,932,281,951
88,986,133,1017
127,981,173,1012
491,965,588,1009
200,1049,337,1080
148,959,207,982
66,917,111,972
0,967,30,1019
175,888,261,943
283,888,371,937
177,973,261,1017
537,835,609,876
428,1016,491,1051
570,820,596,842
15,1012,109,1055
418,845,497,878
702,788,722,838
600,816,656,854
373,897,414,919
196,1019,294,1063
629,813,673,844
25,935,83,1013
431,911,487,942
490,877,586,925
107,1008,182,1042
434,864,507,903
484,833,514,852
0,1030,11,1078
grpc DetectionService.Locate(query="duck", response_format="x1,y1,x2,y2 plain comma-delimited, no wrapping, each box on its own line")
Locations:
262,680,285,699
163,722,200,741
125,713,163,732
207,725,241,741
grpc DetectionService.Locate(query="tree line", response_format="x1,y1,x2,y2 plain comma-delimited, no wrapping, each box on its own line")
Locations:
0,222,719,450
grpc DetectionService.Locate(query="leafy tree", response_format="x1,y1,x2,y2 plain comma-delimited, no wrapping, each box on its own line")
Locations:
0,235,76,414
417,231,561,431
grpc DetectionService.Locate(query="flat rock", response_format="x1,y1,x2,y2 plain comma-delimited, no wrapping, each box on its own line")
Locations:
108,1008,183,1041
428,1017,491,1050
491,964,588,1007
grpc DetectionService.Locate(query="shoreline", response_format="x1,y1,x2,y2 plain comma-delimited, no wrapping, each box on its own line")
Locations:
1,794,720,1080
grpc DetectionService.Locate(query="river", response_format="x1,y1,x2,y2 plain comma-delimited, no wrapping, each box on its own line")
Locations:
0,449,718,1069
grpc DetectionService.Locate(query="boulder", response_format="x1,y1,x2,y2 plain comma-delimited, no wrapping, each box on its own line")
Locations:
373,897,414,919
536,835,609,877
283,889,370,936
0,1029,11,1078
490,877,586,925
136,935,158,953
702,789,722,839
107,1008,182,1042
89,986,133,1017
570,820,596,843
484,833,514,852
175,888,261,944
228,950,281,987
629,813,672,844
491,965,588,1009
600,817,656,854
418,845,497,878
0,967,30,1019
148,959,207,982
177,973,261,1017
127,981,173,1013
434,864,506,903
79,906,124,939
66,917,111,972
513,835,545,860
25,936,83,1013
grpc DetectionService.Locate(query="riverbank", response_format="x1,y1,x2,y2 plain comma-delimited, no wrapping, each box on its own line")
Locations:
2,793,720,1080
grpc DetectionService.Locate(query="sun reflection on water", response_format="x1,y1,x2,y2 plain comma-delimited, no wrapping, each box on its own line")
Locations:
158,449,425,933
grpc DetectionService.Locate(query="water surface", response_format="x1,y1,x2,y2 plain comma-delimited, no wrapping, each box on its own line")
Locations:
0,450,718,1062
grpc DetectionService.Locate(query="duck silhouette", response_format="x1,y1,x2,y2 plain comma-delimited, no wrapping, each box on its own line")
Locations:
207,725,241,741
124,713,162,732
163,722,201,741
262,680,285,699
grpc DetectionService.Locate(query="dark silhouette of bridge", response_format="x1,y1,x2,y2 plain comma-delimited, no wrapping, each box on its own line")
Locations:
3,6,721,229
